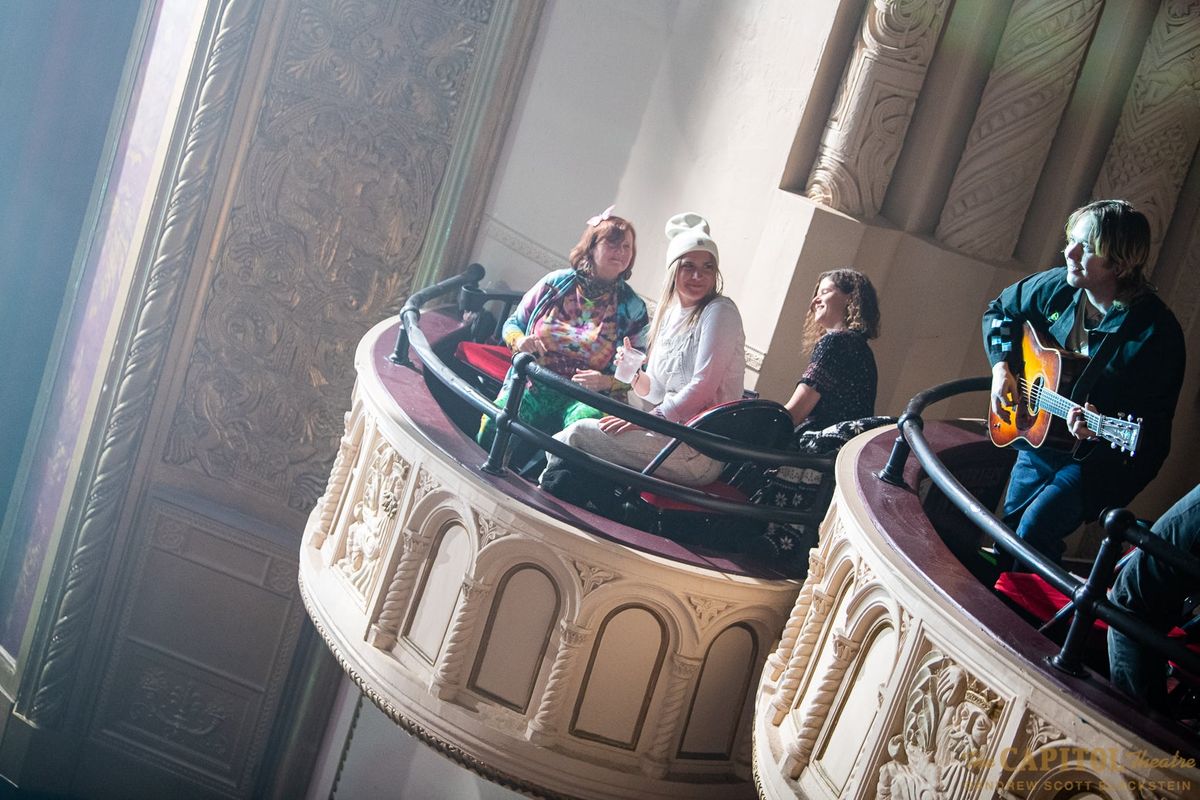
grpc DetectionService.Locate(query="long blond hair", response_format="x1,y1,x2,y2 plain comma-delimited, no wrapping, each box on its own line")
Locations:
644,253,724,354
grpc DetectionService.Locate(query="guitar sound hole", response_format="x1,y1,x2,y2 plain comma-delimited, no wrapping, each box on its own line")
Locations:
1029,376,1044,414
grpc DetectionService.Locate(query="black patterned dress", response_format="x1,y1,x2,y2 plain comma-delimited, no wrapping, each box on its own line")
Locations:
794,330,877,433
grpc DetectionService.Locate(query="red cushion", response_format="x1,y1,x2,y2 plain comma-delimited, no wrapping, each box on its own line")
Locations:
640,481,748,513
455,341,511,383
994,572,1193,639
994,572,1110,633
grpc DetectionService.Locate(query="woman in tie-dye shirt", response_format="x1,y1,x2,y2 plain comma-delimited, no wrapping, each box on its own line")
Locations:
478,209,650,453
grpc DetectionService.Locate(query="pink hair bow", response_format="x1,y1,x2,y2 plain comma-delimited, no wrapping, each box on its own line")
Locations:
587,204,616,227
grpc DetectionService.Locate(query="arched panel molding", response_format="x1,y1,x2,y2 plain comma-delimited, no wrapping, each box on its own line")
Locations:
569,604,669,751
467,563,560,713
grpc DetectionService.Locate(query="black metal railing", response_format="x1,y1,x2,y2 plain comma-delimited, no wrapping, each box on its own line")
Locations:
879,378,1200,682
391,265,835,528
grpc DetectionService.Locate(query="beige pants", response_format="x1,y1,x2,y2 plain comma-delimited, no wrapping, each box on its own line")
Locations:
543,418,724,487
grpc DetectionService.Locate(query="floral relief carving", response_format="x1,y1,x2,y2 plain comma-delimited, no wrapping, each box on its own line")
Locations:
413,467,440,504
1023,711,1065,752
472,511,508,546
876,651,1004,800
128,668,232,758
686,594,735,631
162,0,489,512
806,0,953,217
570,559,619,596
336,441,410,595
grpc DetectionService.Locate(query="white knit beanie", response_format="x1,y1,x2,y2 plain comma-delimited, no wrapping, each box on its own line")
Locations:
664,212,719,269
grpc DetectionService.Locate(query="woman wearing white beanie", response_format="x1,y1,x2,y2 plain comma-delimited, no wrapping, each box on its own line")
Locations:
543,212,745,491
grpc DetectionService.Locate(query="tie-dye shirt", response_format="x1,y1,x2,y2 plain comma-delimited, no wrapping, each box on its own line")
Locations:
502,269,649,396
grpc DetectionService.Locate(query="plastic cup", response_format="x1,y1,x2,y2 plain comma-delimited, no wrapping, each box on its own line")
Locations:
613,346,646,384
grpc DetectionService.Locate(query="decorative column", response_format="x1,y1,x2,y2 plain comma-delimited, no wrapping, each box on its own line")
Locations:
806,0,952,217
1093,0,1200,272
770,588,834,725
431,576,489,701
309,405,362,549
639,654,702,778
366,529,428,649
766,548,825,681
936,0,1104,258
782,633,860,779
526,621,592,745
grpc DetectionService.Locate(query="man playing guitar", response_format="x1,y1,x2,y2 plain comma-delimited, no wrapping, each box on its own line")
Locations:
982,200,1185,566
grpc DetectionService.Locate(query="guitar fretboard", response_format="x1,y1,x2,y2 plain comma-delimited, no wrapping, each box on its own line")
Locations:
1019,378,1101,429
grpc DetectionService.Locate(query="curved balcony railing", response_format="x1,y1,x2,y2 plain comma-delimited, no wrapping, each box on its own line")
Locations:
877,378,1200,680
391,264,836,529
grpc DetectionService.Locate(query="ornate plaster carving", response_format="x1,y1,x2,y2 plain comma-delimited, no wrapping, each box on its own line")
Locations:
876,651,1004,800
571,559,619,597
335,440,410,597
686,594,735,631
936,0,1103,259
472,510,508,547
806,0,953,217
771,587,835,725
413,467,441,504
163,0,495,512
1094,0,1200,273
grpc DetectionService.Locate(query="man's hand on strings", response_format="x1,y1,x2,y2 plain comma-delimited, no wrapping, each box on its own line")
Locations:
990,362,1018,424
1067,403,1099,441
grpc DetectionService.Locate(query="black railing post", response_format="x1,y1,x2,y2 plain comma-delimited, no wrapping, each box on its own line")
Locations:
1048,508,1133,677
480,352,532,475
390,309,417,367
876,412,921,486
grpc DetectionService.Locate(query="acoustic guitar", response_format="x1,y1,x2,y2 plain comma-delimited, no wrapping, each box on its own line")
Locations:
987,320,1141,455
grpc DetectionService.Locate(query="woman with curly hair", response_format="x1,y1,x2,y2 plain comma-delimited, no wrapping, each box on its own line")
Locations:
784,268,881,431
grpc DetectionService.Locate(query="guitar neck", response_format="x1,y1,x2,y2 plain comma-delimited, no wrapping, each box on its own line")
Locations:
1024,381,1141,454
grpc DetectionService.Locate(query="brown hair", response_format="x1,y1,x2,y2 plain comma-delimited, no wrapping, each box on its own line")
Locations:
1065,199,1150,298
802,268,881,349
567,215,637,281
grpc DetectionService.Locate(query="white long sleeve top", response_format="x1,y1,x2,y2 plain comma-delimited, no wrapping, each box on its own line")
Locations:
643,295,746,423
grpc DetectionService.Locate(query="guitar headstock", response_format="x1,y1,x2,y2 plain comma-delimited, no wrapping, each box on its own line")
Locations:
1099,413,1141,455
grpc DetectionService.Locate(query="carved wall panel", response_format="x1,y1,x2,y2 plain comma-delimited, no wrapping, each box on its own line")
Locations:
875,648,1005,800
936,0,1104,259
332,439,410,604
1094,0,1200,273
90,497,305,794
163,0,496,512
806,0,953,217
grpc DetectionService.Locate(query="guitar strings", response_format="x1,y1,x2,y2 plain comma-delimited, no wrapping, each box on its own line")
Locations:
1017,377,1128,440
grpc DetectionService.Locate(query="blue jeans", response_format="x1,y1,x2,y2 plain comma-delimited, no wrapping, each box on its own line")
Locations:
1002,449,1084,566
1107,484,1200,710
